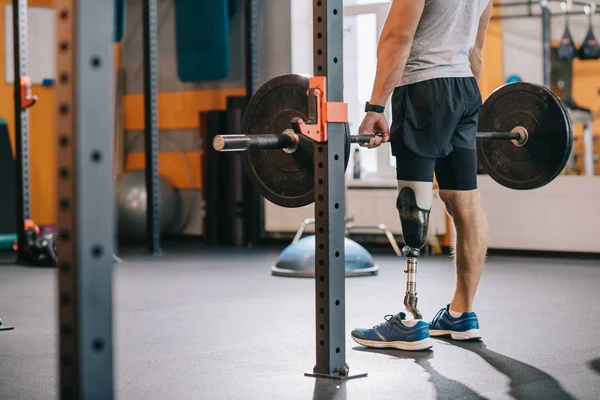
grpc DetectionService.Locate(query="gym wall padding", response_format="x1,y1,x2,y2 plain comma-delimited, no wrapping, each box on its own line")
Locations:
174,0,230,82
114,0,126,43
0,120,16,235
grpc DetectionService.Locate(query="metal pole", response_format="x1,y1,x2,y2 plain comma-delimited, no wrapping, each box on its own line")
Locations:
305,0,361,380
56,0,115,398
541,0,552,88
142,0,162,255
244,0,264,247
12,0,30,262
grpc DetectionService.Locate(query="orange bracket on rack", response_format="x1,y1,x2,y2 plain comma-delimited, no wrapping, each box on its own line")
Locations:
291,76,348,143
20,76,37,109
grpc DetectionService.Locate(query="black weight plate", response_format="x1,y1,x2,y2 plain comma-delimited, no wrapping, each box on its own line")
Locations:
477,82,573,190
242,74,315,208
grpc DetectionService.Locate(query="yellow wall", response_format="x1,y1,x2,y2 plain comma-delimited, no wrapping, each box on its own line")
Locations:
0,0,56,225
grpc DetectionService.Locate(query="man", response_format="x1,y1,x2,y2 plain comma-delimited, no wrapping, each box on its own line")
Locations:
351,0,493,351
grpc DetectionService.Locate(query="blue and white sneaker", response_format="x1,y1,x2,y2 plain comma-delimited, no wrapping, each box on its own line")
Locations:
428,305,482,341
351,312,433,351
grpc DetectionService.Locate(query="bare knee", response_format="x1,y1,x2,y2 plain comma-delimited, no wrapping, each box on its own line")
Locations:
439,190,482,223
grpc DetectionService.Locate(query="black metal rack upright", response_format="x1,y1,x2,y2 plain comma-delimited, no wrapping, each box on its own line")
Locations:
142,0,162,255
12,0,31,262
304,0,365,380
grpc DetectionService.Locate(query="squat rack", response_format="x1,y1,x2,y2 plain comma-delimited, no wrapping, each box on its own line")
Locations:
11,0,35,263
55,0,359,398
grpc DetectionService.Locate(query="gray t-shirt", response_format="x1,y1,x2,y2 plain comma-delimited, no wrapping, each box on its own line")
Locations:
399,0,491,86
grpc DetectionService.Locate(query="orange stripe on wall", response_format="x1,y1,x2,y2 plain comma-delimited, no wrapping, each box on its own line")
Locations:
124,88,247,131
124,151,202,190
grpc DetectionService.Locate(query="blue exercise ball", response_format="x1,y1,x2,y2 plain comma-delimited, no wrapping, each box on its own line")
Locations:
272,235,379,277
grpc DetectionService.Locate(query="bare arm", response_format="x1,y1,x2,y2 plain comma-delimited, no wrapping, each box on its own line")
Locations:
469,0,493,83
368,0,425,106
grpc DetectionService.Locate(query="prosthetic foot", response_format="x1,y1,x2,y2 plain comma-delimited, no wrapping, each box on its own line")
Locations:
397,181,432,320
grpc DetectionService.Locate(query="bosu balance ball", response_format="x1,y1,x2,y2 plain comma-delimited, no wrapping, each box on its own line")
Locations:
117,169,181,243
272,235,379,277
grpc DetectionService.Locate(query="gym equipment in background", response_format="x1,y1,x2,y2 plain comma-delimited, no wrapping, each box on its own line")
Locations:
0,318,14,332
213,74,573,208
274,235,377,278
0,120,17,237
578,3,600,59
175,0,230,81
117,169,181,243
557,0,578,61
114,0,126,42
272,217,390,277
12,220,57,267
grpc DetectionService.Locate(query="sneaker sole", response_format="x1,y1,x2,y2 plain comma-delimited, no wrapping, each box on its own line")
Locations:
351,336,433,351
429,329,481,341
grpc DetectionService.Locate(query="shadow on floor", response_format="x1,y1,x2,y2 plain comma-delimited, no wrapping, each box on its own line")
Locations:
588,357,600,375
353,347,486,400
312,378,347,400
438,339,575,400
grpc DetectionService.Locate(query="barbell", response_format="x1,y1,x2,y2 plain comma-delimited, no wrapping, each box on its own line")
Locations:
212,74,573,208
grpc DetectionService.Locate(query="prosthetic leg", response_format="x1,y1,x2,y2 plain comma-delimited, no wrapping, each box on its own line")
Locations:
397,181,433,320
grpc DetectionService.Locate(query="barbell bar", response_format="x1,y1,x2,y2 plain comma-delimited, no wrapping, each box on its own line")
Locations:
216,74,572,208
213,129,527,153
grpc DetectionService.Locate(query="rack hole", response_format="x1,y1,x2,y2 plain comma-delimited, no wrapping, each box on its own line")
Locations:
319,211,323,217
90,56,102,68
320,324,325,331
59,198,70,211
334,154,339,160
318,162,323,168
318,179,324,185
334,57,338,63
335,251,340,257
317,33,323,39
91,245,103,258
92,338,105,352
59,104,69,115
335,203,339,209
319,308,324,314
318,146,323,153
320,340,325,346
90,150,103,163
319,276,324,282
319,292,325,298
59,167,69,179
319,195,324,201
336,347,341,353
335,300,340,306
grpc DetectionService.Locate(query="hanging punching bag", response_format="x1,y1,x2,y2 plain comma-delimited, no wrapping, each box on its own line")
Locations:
557,0,578,61
579,3,600,60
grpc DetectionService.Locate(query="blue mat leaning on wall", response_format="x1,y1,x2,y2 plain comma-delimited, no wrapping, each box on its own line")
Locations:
175,0,232,82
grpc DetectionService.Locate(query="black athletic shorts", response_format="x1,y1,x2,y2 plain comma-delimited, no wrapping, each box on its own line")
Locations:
389,77,481,191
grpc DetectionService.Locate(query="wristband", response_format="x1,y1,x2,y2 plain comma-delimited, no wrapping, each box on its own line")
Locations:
365,102,385,114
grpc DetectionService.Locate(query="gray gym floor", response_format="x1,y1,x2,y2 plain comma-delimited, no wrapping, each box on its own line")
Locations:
1,248,599,400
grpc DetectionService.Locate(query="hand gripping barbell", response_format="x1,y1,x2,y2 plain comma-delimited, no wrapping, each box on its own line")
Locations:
212,74,573,208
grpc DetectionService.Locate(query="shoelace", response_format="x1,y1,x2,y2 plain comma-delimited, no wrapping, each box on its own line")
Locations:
431,308,446,326
373,314,398,329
